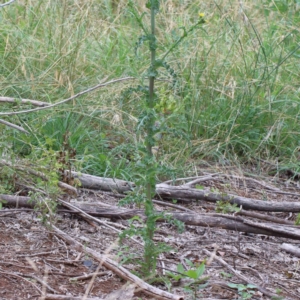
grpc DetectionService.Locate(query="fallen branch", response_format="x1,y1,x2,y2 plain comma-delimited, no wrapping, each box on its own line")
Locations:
0,96,49,107
202,249,277,298
2,194,300,240
0,77,134,116
50,224,183,300
71,171,135,193
71,171,300,212
0,118,29,134
43,295,103,300
237,209,294,225
0,0,15,8
156,183,300,212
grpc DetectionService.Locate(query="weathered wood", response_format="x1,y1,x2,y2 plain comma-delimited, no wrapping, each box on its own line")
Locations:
71,172,300,212
0,96,49,107
156,183,300,212
2,195,300,240
280,243,300,258
43,296,103,300
71,171,135,193
51,224,183,300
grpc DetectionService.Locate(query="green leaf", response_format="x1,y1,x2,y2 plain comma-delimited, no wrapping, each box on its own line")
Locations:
227,283,240,289
198,282,209,289
166,271,182,281
220,271,233,278
185,269,198,279
237,284,247,292
185,258,194,268
195,263,205,278
195,184,204,190
177,263,185,274
246,284,257,289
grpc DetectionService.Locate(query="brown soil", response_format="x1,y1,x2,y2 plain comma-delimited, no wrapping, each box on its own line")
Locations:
1,167,300,300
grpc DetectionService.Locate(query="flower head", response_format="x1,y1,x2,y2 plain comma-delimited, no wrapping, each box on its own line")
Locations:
199,12,205,18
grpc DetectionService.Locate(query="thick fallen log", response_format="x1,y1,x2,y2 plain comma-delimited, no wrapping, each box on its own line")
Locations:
71,172,300,212
156,183,300,212
2,194,300,240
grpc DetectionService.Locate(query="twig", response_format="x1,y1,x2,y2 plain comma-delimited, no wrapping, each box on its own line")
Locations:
57,198,144,247
30,273,59,294
51,224,183,300
0,0,15,8
162,174,219,185
42,295,104,300
0,118,29,134
202,249,277,298
0,77,135,116
70,271,110,281
237,209,294,225
153,199,195,213
0,270,42,294
0,96,49,107
224,174,281,192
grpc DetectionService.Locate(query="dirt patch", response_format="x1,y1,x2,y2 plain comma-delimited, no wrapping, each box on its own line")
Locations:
1,168,300,299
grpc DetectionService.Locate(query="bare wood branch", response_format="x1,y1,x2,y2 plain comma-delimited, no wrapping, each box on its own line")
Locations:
6,164,300,213
280,243,300,258
156,183,300,212
0,77,135,116
57,198,144,247
152,199,195,213
0,0,15,8
243,219,300,239
43,295,103,300
71,171,135,192
0,97,49,107
237,209,294,225
70,271,110,281
162,173,219,185
50,224,183,300
71,172,300,212
202,249,277,298
0,118,29,134
0,270,42,294
2,194,300,240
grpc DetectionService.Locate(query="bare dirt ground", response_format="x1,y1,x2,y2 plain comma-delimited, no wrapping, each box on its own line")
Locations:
1,166,300,300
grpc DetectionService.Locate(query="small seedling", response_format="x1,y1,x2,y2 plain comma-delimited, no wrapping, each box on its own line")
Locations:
216,200,240,213
167,259,208,299
227,283,257,300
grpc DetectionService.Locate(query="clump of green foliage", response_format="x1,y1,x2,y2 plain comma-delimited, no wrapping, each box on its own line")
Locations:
166,259,208,299
1,0,300,174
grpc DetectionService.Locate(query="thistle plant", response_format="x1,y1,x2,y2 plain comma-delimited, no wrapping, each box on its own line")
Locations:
121,0,206,277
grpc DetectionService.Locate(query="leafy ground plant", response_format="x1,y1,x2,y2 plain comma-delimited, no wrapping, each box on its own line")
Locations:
166,259,208,299
227,283,257,300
